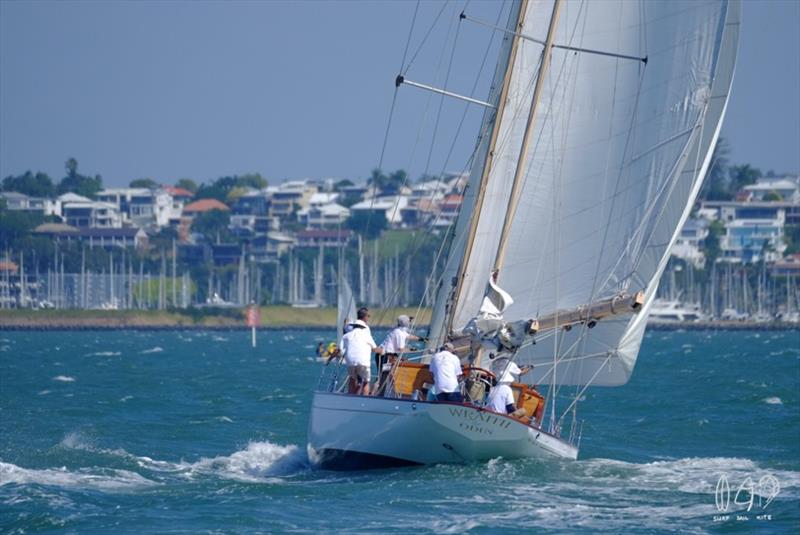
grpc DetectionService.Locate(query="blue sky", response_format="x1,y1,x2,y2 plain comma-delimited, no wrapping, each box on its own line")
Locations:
1,0,798,188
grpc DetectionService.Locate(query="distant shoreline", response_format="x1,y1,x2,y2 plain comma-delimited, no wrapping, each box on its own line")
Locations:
0,306,430,331
0,308,797,331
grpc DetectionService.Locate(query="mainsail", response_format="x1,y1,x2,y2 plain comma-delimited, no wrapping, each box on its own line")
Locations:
431,0,740,386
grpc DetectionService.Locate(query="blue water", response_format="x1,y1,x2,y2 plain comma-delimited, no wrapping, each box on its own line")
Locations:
1,329,798,533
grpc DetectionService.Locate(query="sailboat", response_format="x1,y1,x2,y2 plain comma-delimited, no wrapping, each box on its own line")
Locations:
309,0,740,469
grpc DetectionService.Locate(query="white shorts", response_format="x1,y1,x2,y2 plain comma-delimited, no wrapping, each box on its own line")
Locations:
347,365,371,385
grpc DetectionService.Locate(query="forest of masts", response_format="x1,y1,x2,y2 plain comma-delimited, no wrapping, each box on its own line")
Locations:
0,237,443,312
657,258,799,319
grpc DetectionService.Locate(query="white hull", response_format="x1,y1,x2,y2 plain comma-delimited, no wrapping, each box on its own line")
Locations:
308,392,577,470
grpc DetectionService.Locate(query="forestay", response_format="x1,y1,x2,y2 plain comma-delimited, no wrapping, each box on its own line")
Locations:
431,0,740,385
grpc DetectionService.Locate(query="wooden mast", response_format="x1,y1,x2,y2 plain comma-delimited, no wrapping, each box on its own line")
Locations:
493,0,563,272
445,0,529,335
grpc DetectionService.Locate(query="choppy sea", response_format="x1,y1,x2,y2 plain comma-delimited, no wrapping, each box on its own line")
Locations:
1,328,798,533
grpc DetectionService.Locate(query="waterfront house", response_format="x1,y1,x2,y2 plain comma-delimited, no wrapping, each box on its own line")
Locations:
701,201,787,263
672,218,710,268
62,200,123,229
269,180,317,221
294,229,352,248
298,203,350,229
97,187,181,229
79,227,148,250
251,232,295,262
349,196,409,227
742,176,800,203
433,194,463,228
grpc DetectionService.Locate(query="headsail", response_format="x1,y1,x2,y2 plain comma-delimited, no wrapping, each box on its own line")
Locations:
432,0,740,386
337,271,357,337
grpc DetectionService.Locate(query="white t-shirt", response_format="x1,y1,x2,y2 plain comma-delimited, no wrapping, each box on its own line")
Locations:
381,327,409,354
341,326,377,367
492,359,522,384
429,350,462,394
486,384,515,414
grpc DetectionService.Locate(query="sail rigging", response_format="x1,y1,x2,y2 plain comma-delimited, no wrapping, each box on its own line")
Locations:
430,0,740,386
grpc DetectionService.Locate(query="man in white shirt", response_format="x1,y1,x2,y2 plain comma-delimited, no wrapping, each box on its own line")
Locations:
381,315,422,355
378,315,423,368
372,315,419,394
429,342,463,402
340,308,383,396
486,359,531,419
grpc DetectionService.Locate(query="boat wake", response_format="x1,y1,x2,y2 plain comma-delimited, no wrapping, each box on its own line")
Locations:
0,461,156,491
420,456,800,533
131,441,311,483
0,434,312,495
573,456,800,497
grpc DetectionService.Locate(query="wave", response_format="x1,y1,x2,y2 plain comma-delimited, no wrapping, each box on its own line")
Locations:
420,456,800,533
58,432,308,484
52,376,75,382
574,456,800,496
0,461,156,491
85,351,121,357
177,441,309,482
140,347,163,354
763,396,783,405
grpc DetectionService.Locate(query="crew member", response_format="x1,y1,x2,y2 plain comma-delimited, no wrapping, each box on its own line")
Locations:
429,342,463,402
378,314,423,371
486,361,531,420
340,307,383,395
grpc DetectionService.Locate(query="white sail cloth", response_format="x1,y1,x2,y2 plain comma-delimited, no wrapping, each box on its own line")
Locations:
432,0,740,385
337,273,357,336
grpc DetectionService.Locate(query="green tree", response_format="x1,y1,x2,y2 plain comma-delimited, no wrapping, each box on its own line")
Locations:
149,226,179,252
129,178,158,189
346,210,387,240
784,224,800,255
57,158,102,198
226,186,251,204
762,190,783,202
0,202,44,248
701,138,731,200
367,168,407,195
728,164,761,195
194,174,266,204
191,210,231,242
237,173,267,190
1,171,55,197
195,176,237,203
704,220,725,265
334,179,354,191
176,178,198,193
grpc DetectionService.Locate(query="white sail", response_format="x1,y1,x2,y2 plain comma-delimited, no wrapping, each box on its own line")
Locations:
337,272,357,336
434,0,740,385
428,1,524,346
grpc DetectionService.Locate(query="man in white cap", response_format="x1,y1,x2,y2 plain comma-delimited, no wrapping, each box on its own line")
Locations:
486,358,531,419
429,342,463,402
373,314,424,393
341,307,383,396
379,315,422,366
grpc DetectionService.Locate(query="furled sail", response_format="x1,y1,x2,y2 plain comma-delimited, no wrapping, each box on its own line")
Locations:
432,0,740,386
